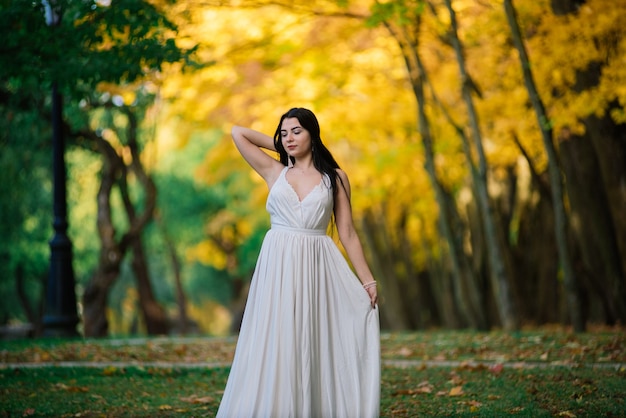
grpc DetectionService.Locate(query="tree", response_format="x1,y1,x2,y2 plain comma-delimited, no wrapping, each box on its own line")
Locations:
368,0,488,329
94,0,626,330
440,0,518,331
503,0,583,331
5,0,624,334
523,0,626,325
0,0,192,336
552,0,626,325
78,97,168,337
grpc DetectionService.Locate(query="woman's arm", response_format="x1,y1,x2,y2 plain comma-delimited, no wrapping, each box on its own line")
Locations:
231,126,282,184
334,169,378,307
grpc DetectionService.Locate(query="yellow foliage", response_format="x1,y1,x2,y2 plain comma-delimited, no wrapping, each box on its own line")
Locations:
145,0,626,274
187,240,228,270
187,300,232,336
152,1,444,269
529,0,626,132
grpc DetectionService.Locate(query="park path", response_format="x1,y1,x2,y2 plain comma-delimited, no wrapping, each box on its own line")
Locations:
2,359,623,371
2,335,624,371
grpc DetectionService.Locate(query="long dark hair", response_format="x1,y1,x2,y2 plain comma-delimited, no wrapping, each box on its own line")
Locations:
273,108,345,202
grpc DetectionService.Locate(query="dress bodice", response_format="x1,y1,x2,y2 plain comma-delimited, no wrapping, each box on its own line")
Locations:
267,167,333,231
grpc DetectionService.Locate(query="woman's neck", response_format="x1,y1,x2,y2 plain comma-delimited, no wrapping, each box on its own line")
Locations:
292,156,315,172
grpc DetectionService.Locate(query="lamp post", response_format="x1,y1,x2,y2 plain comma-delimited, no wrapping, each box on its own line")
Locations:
42,0,79,337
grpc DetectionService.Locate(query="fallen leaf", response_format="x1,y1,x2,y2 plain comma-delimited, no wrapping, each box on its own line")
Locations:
448,372,464,385
449,386,464,396
557,411,577,417
159,405,173,411
180,394,214,404
54,383,89,393
174,345,188,356
102,366,118,376
416,381,433,393
397,346,413,357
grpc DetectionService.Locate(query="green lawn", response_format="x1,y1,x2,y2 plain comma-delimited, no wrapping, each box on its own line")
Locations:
1,328,624,417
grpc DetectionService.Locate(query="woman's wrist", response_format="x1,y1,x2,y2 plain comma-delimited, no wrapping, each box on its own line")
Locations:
362,281,376,290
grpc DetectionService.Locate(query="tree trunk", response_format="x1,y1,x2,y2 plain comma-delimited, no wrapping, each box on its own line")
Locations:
379,205,422,328
229,278,249,333
583,110,626,322
82,266,119,337
15,263,43,337
503,0,584,331
121,108,168,335
422,240,463,329
560,133,626,324
162,225,191,335
510,140,562,324
360,209,411,330
444,0,518,330
130,239,168,335
421,41,492,330
397,209,439,329
81,103,165,337
382,19,490,330
585,103,626,288
584,108,626,263
82,136,125,337
414,73,476,329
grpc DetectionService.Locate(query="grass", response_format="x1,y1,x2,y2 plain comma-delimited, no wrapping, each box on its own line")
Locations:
381,364,625,417
1,328,625,417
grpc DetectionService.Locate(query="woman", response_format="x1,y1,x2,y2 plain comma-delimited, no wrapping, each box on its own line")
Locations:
216,108,380,418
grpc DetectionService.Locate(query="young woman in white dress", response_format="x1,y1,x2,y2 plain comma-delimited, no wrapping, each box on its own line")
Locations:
216,107,380,418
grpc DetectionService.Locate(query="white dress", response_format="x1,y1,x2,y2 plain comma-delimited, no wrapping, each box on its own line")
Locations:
216,166,380,418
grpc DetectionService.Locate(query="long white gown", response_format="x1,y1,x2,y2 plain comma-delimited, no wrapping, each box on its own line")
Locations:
216,166,380,418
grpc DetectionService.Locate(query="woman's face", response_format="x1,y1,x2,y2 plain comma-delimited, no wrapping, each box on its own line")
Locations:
280,117,312,159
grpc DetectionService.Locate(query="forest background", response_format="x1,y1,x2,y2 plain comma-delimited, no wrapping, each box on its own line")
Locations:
1,0,625,338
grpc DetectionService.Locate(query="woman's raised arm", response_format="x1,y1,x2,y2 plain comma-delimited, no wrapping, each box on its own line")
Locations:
231,126,282,184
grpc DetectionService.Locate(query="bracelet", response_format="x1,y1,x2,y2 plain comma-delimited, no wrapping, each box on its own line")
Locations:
363,281,377,290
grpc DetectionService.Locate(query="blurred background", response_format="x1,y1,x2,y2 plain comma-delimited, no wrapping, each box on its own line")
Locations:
1,0,624,338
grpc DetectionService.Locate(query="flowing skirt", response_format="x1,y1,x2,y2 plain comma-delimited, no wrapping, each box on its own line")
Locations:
216,227,380,418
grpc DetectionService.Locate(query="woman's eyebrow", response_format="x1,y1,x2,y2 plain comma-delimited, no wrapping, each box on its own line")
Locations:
280,126,303,133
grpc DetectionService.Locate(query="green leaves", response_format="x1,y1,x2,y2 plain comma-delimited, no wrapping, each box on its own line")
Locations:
0,0,192,100
367,0,426,28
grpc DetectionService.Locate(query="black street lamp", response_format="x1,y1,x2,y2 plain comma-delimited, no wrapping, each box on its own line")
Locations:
42,0,79,337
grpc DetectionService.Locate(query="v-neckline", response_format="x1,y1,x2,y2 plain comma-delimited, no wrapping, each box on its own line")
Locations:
284,167,323,203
